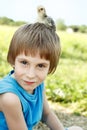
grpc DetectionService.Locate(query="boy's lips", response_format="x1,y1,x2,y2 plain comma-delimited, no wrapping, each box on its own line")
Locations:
24,81,35,85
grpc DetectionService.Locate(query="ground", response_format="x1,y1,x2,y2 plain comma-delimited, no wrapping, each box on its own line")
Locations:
34,101,87,130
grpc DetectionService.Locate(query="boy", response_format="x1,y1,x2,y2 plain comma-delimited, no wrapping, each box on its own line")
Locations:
0,23,83,130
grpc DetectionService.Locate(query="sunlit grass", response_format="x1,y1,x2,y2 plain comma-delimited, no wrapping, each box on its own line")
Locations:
0,25,18,77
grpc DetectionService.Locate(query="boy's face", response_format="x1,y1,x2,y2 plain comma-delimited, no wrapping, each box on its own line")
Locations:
12,53,50,94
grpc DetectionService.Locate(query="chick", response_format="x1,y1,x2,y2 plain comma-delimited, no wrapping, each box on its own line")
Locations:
37,5,56,31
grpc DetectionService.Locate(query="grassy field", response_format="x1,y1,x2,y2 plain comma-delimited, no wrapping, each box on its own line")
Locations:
0,25,18,77
46,31,87,117
0,25,87,117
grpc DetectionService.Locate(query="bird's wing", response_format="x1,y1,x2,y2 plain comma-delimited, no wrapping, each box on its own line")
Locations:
46,16,56,31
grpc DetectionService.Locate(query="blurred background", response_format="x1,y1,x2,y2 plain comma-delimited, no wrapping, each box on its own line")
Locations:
0,0,87,31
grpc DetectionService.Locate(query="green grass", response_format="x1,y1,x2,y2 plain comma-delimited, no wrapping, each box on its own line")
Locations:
0,25,18,77
0,26,87,116
45,31,87,116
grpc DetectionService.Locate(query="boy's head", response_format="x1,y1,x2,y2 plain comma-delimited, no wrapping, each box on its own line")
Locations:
7,23,61,74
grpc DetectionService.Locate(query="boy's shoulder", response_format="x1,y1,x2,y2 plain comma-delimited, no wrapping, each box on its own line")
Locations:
0,92,20,111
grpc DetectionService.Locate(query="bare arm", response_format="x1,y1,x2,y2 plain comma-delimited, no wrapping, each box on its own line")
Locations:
42,90,64,130
0,93,28,130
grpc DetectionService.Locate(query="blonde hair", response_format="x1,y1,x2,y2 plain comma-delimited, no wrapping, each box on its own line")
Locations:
7,23,61,74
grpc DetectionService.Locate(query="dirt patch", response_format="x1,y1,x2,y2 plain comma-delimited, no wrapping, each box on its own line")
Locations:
56,111,87,130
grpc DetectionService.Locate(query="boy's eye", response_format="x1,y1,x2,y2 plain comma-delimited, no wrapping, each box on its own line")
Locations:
38,64,45,68
21,60,27,65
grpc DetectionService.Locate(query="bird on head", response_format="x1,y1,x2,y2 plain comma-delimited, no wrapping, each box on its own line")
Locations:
37,5,56,31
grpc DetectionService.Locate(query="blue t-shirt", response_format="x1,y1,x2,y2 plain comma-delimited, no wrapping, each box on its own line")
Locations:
0,71,44,130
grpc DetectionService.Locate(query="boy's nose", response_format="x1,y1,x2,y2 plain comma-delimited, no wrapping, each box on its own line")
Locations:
26,67,36,78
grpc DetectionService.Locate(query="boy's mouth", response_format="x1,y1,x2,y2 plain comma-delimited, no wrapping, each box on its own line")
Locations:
24,81,35,85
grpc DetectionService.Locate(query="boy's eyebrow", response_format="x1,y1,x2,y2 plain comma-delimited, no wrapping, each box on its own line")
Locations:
16,56,50,64
16,57,27,60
